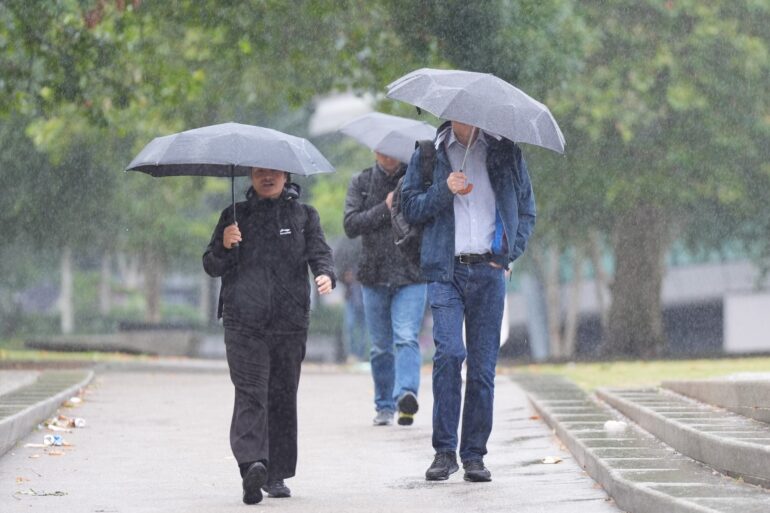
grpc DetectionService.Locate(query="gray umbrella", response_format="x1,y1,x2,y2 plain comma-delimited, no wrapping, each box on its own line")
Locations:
126,122,335,227
338,112,436,164
386,68,565,154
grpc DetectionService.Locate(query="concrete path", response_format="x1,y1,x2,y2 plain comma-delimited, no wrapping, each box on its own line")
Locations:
1,369,620,512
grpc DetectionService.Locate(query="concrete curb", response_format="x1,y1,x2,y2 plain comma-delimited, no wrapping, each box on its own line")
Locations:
511,375,770,513
597,388,770,488
663,379,770,424
0,370,94,457
524,394,710,513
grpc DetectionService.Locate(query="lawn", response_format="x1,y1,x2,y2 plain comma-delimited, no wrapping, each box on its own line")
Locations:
500,357,770,390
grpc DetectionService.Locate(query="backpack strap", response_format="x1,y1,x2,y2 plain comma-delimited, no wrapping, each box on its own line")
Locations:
415,140,435,188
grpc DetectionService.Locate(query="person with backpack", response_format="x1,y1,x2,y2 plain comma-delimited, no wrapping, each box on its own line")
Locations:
401,120,536,483
343,151,427,427
203,167,336,504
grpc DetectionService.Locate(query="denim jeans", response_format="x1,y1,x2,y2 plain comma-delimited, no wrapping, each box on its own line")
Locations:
343,289,369,361
362,283,427,412
428,262,505,462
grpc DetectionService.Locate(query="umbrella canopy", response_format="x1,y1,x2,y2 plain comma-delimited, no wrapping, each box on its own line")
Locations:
386,68,565,154
338,112,436,163
126,122,335,231
126,122,335,177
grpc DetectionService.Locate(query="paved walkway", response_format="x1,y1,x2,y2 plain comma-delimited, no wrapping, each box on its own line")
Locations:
1,369,620,512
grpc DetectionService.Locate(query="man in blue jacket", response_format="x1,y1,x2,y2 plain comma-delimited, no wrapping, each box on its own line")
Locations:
401,120,536,482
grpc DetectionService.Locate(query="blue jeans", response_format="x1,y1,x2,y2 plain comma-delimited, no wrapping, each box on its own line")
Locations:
343,292,368,361
428,262,505,462
362,283,427,412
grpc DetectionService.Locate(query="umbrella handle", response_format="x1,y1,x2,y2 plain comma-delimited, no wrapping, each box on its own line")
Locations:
231,167,239,249
456,126,476,196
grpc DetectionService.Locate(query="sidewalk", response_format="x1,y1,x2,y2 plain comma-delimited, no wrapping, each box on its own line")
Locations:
0,368,619,512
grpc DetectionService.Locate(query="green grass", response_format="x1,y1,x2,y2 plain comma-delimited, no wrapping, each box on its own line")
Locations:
0,347,152,363
500,357,770,391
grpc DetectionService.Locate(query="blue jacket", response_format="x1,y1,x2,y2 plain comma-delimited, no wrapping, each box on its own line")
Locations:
401,132,536,282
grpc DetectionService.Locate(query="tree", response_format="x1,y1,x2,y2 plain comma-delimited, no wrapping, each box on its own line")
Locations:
560,0,770,356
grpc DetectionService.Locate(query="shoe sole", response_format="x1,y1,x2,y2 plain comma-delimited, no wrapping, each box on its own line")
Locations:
262,487,291,498
425,463,459,481
397,392,419,415
397,413,414,426
463,473,492,482
243,462,267,504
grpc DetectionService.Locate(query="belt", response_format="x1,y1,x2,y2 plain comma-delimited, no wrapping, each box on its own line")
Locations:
456,253,492,265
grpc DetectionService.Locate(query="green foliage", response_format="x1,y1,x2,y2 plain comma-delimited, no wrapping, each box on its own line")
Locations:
1,0,768,339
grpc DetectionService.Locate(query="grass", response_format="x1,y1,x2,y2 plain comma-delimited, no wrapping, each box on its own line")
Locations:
0,348,152,362
0,338,153,364
499,357,770,391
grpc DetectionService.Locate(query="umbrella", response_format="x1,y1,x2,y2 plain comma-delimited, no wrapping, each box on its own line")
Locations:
386,68,565,154
338,112,436,164
126,122,335,227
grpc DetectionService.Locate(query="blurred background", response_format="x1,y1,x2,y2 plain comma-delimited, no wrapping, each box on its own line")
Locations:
0,0,768,364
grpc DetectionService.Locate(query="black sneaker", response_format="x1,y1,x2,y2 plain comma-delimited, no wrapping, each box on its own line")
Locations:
242,461,268,504
397,391,419,426
425,452,459,481
262,479,291,498
463,459,492,482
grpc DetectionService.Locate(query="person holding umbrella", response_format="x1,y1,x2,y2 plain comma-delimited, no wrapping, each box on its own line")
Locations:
340,112,435,427
389,69,559,482
128,122,337,504
203,167,335,503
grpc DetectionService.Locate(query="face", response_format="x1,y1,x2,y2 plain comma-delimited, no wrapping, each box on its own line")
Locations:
251,167,288,199
374,152,401,174
451,121,479,147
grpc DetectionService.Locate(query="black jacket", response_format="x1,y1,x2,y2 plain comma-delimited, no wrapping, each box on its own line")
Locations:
203,184,336,333
343,164,423,287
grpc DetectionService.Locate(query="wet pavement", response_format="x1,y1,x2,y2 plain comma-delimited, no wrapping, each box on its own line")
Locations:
0,369,620,512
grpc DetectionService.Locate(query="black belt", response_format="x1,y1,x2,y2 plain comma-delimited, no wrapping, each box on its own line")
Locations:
456,253,492,265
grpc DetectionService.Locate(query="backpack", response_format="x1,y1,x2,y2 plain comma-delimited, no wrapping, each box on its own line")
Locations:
390,140,435,266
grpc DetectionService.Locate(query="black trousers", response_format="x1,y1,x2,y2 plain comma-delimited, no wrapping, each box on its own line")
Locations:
224,325,306,480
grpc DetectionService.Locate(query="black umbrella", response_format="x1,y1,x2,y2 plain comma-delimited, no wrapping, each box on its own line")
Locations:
126,122,335,227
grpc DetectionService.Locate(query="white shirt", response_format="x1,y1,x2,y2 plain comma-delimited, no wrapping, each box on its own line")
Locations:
438,126,497,256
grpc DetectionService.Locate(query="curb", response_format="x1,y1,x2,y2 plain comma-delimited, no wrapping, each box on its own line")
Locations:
663,379,770,424
0,370,94,457
597,387,770,488
511,375,770,513
524,391,710,513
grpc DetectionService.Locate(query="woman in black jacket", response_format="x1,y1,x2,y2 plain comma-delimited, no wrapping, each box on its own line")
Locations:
203,167,335,505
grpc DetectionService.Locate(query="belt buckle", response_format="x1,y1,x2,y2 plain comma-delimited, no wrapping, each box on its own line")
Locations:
458,254,472,264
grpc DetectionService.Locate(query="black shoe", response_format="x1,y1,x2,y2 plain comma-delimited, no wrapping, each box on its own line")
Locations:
425,452,459,481
262,479,291,498
397,391,419,426
242,461,268,504
463,459,492,482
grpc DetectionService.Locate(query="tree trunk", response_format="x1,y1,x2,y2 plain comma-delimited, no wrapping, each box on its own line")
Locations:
143,251,163,323
99,252,111,315
605,203,670,358
588,230,610,334
562,247,583,358
60,246,74,334
544,244,564,358
199,274,219,325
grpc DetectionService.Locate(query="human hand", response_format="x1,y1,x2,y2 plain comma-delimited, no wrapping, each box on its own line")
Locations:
315,274,333,295
446,171,473,195
385,191,394,209
223,223,242,249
